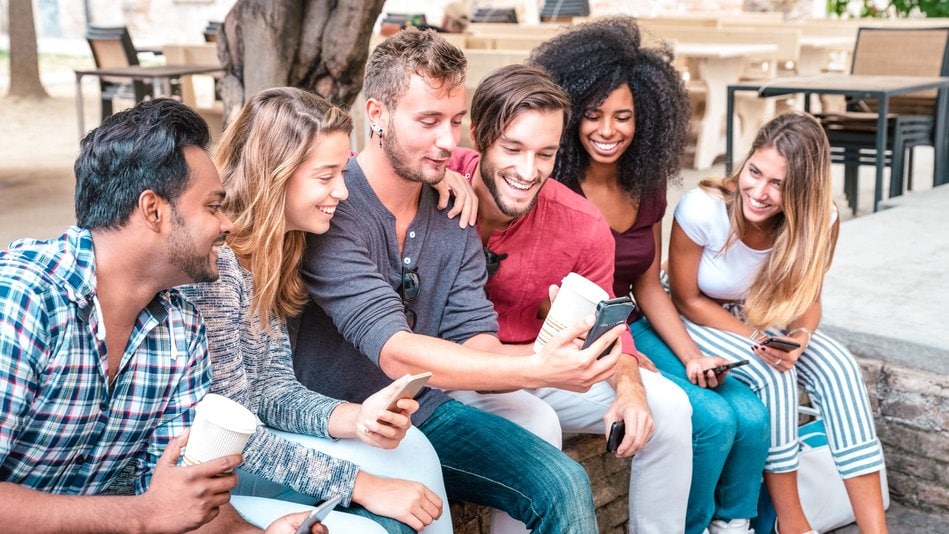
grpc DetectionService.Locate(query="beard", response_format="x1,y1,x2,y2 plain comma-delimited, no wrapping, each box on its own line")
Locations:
382,126,450,186
480,161,541,219
168,207,219,284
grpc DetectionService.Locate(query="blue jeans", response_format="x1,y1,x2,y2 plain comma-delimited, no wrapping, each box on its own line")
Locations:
419,400,598,533
632,318,770,534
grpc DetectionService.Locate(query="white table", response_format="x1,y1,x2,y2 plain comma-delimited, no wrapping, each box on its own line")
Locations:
675,43,779,170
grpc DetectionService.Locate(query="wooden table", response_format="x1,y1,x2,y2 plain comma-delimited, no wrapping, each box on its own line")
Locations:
726,74,949,212
675,43,779,170
74,64,224,136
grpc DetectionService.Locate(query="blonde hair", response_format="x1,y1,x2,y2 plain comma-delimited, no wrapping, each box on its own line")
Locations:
700,112,839,328
214,87,352,332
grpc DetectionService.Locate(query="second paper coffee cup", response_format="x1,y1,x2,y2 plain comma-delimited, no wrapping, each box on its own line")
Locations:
183,393,259,466
533,272,609,352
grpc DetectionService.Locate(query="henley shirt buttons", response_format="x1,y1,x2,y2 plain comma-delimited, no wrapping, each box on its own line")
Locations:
403,257,411,264
409,231,416,238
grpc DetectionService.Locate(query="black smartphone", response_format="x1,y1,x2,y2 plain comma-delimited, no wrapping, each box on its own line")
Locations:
761,337,802,352
709,359,750,375
294,494,342,534
606,421,625,453
581,297,636,359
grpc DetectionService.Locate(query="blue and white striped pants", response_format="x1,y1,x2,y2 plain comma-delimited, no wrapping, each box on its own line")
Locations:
681,317,884,478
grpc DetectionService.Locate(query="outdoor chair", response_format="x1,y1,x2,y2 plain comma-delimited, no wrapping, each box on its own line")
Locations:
817,26,949,214
470,7,518,23
540,0,590,22
203,21,222,43
85,25,150,121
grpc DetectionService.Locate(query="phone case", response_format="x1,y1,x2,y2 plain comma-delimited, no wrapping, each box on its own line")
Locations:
294,494,342,534
581,297,636,357
762,337,802,351
606,421,626,453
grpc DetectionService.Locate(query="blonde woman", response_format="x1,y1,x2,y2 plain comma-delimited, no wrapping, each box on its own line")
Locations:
668,112,887,534
179,87,452,534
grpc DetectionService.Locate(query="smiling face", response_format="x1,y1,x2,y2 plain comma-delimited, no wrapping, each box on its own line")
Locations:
283,131,351,235
738,146,787,225
478,109,564,219
382,74,466,185
579,84,635,168
166,146,233,284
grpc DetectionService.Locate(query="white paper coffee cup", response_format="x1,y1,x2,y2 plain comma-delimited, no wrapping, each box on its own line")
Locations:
533,272,609,352
182,393,259,466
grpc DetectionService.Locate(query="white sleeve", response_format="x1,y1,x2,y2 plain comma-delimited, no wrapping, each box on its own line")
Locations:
673,187,719,247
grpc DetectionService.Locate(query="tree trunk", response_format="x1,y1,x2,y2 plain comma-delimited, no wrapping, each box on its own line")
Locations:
218,0,384,124
7,0,49,99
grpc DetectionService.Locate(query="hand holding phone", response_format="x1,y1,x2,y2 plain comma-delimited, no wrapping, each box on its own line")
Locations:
294,494,342,534
709,359,750,375
606,421,626,453
581,297,636,359
385,372,432,412
761,337,801,352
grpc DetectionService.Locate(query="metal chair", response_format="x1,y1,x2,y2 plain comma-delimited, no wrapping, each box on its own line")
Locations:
85,25,150,121
470,8,518,23
203,21,222,43
540,0,590,22
818,26,949,214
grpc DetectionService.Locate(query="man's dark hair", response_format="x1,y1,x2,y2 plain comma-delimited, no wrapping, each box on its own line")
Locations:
469,64,571,152
74,98,211,230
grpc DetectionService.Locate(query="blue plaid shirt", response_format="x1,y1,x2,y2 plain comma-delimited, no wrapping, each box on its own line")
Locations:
0,227,211,495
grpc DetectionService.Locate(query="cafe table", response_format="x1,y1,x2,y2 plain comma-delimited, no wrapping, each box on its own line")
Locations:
726,73,949,212
74,64,224,136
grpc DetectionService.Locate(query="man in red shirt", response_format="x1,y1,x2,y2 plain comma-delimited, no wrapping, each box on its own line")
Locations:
447,64,693,533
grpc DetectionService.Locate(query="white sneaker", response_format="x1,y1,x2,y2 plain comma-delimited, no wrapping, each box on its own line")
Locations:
708,518,755,534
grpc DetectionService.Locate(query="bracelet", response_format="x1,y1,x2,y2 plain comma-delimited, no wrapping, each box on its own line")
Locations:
787,327,813,346
748,328,767,343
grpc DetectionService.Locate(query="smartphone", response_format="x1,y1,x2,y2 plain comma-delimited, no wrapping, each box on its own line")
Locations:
385,372,432,411
761,337,802,352
581,297,636,359
606,421,626,453
709,359,750,375
294,494,343,534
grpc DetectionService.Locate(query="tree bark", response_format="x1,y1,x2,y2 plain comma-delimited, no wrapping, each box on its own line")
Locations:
218,0,384,124
7,0,49,100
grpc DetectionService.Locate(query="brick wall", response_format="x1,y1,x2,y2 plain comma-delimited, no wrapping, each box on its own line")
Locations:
858,356,949,517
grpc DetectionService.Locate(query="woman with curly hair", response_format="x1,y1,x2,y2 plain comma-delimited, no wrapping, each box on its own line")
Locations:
669,112,887,534
531,17,769,534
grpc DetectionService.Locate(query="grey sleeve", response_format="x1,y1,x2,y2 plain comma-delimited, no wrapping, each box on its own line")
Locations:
252,319,344,438
300,207,409,365
241,428,359,505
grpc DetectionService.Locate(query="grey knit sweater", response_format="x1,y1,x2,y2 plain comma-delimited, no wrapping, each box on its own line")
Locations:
179,245,359,504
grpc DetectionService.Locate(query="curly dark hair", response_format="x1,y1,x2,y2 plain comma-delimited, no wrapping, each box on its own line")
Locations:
528,16,690,201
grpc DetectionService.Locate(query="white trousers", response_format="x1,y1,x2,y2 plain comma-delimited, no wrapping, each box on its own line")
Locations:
448,369,693,534
234,425,453,534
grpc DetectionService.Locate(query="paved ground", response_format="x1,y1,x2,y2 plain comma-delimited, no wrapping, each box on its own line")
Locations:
1,53,947,532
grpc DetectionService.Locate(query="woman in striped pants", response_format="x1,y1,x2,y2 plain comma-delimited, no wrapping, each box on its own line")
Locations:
668,112,887,534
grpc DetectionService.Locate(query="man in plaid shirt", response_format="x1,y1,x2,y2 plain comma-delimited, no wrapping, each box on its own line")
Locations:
0,99,325,534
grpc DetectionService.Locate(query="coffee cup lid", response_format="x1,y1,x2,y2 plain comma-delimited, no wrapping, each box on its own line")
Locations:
561,272,610,302
196,393,259,434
